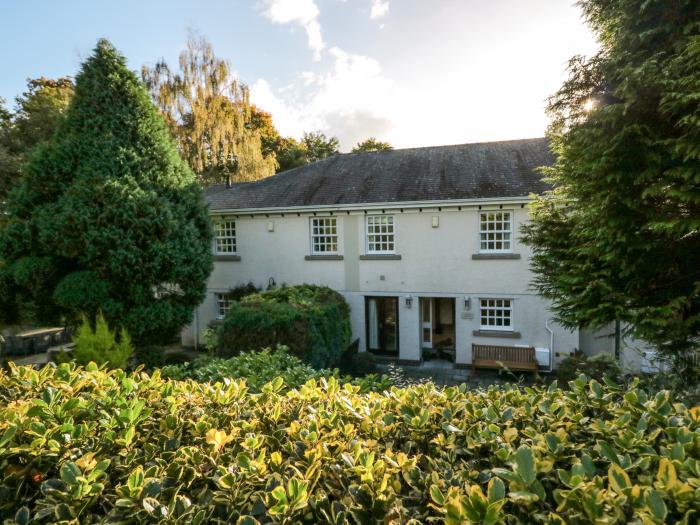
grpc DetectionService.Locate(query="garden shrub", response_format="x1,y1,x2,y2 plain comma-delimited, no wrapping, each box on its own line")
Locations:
161,346,332,392
160,346,391,394
66,313,133,369
226,281,260,301
218,284,351,369
0,365,697,524
557,351,622,384
196,326,220,353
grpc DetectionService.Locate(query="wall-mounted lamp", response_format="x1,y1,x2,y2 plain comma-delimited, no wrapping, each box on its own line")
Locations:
463,296,471,311
267,220,275,232
405,295,413,308
431,216,439,228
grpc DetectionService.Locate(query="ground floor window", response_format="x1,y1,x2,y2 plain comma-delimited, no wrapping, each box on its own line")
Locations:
215,292,235,320
365,296,399,355
479,298,513,330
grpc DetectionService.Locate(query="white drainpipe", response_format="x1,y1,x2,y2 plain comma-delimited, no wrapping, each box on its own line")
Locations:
545,319,554,372
194,306,199,352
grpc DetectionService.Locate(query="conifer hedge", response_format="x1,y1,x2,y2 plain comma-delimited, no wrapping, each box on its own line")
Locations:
217,285,351,369
0,364,698,524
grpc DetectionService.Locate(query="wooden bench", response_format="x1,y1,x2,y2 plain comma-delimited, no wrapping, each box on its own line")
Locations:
472,344,538,374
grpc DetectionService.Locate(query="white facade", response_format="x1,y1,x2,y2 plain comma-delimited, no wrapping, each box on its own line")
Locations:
182,198,583,370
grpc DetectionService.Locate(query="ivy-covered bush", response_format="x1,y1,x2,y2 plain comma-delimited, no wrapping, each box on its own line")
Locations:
161,346,392,394
1,364,698,524
218,285,351,369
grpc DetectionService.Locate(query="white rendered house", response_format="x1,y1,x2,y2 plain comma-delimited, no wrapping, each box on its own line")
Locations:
182,138,597,371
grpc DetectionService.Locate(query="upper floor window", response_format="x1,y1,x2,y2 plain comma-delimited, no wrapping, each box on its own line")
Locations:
366,215,395,254
214,219,236,254
310,217,338,254
479,211,512,252
215,292,234,320
479,298,513,331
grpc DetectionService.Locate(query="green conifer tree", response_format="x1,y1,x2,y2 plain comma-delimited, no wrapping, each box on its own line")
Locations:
522,1,700,366
0,39,213,342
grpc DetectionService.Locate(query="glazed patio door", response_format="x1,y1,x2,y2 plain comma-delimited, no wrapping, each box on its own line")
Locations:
366,296,399,355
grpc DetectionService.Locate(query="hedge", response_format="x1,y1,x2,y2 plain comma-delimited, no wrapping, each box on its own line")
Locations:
217,285,351,369
160,346,392,394
1,364,698,524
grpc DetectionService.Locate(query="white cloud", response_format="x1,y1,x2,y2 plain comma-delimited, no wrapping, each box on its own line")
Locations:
250,47,396,150
370,0,389,20
260,0,324,60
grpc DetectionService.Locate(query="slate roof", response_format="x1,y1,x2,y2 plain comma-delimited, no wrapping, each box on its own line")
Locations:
205,137,553,211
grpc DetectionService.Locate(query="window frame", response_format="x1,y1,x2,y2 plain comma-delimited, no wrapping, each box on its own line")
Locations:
309,216,339,255
365,215,396,254
215,292,234,320
478,298,514,331
213,219,237,255
478,210,513,253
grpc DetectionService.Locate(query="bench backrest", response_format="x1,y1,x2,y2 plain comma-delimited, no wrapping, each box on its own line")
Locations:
472,344,535,363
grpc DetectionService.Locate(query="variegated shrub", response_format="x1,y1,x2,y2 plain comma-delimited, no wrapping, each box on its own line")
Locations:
0,363,698,524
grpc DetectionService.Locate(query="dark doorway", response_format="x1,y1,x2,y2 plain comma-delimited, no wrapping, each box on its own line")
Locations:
365,296,399,355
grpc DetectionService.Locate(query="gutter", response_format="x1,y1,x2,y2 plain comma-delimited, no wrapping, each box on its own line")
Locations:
208,195,535,216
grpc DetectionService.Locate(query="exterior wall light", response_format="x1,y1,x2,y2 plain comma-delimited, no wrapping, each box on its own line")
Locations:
463,296,471,311
267,220,275,232
432,216,439,228
405,295,413,308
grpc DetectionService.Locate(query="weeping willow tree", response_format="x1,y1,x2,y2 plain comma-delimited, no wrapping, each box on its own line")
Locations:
143,36,275,186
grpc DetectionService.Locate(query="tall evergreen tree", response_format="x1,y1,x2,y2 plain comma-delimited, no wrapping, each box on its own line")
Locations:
522,0,700,366
0,39,212,342
143,35,275,186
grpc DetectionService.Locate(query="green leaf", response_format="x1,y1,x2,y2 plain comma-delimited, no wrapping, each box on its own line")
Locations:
14,506,30,525
608,464,631,494
484,501,505,525
0,424,18,448
271,485,287,504
509,491,539,503
487,477,505,503
430,485,445,506
646,490,667,522
60,462,81,485
515,445,537,485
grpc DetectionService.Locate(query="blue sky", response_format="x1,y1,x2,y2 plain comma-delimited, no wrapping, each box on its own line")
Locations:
1,1,598,150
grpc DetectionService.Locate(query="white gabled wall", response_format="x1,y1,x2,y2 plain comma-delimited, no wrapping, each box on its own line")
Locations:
182,204,579,367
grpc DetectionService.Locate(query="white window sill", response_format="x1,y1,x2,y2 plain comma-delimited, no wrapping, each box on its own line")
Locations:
360,254,402,260
305,254,344,260
472,329,521,339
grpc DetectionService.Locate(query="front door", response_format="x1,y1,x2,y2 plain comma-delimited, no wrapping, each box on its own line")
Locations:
421,298,433,349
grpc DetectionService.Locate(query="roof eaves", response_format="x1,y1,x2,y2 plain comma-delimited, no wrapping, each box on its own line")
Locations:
208,195,535,215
